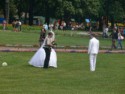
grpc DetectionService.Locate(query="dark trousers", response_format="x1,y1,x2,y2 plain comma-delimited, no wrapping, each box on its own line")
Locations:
43,47,51,68
111,39,116,49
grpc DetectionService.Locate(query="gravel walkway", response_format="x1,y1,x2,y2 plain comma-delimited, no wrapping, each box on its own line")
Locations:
0,46,125,53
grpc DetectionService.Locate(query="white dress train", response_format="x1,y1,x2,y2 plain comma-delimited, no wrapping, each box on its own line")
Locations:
29,31,57,68
29,47,57,68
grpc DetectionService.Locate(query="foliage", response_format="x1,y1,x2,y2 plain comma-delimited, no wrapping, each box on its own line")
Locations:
0,0,125,25
109,1,125,21
100,0,125,22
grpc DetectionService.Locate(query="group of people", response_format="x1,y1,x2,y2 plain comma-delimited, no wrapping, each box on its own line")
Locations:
12,20,22,32
28,27,100,72
29,28,57,68
110,25,125,50
2,20,22,32
102,24,125,50
28,23,125,71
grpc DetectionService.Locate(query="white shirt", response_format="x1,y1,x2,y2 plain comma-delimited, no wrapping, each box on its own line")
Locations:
88,37,99,54
18,21,22,25
46,37,54,45
118,32,122,40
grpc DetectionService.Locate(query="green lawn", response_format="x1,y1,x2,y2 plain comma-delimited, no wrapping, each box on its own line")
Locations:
0,31,39,45
0,30,120,47
0,29,125,94
0,52,125,94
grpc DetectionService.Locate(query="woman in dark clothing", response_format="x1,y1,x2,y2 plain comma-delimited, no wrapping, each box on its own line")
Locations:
110,29,118,50
39,28,46,46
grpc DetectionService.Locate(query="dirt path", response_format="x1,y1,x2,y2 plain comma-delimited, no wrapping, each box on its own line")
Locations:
0,46,125,53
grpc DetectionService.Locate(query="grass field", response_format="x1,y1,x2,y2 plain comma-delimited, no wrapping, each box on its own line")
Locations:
0,30,122,47
0,29,125,94
0,52,125,94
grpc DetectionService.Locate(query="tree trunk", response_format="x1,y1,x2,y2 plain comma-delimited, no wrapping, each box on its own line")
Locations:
110,16,114,29
99,17,103,31
3,8,6,19
24,12,27,24
5,0,9,24
17,3,21,19
45,16,50,26
29,0,34,25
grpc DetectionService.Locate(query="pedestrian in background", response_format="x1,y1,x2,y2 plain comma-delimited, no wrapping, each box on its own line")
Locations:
110,28,118,50
18,20,22,31
117,28,123,50
39,28,46,46
2,20,7,31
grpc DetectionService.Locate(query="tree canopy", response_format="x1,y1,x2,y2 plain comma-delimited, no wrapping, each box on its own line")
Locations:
0,0,125,26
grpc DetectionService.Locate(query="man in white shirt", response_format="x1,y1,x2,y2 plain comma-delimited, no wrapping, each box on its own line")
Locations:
18,20,22,31
43,23,48,31
88,33,99,71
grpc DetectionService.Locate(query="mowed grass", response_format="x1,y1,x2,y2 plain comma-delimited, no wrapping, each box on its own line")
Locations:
0,31,117,47
0,52,125,94
0,31,39,45
0,30,125,94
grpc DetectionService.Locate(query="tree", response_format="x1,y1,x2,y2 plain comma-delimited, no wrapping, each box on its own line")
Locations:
99,0,125,28
14,0,29,24
2,0,125,27
29,0,35,25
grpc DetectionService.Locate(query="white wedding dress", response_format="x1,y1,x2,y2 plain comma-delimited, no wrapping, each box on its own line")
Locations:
29,32,57,68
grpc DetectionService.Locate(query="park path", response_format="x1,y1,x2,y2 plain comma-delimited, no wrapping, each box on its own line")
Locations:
0,46,125,53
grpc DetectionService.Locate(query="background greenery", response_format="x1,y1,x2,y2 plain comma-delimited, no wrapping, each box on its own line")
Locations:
1,0,125,25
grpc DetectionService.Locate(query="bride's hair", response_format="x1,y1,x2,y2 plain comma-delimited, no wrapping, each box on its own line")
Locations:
48,32,53,36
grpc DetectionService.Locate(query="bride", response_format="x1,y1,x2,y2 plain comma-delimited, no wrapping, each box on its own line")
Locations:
29,31,57,68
